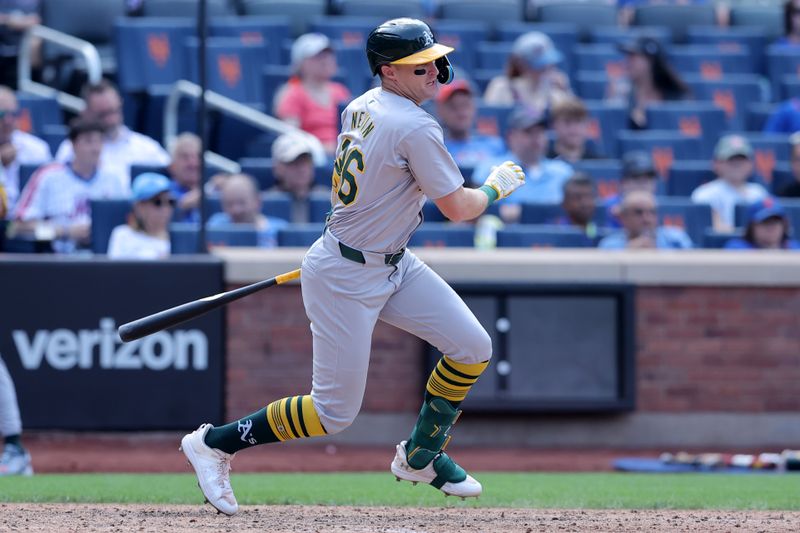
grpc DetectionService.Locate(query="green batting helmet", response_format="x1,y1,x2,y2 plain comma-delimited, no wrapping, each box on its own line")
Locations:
365,18,455,84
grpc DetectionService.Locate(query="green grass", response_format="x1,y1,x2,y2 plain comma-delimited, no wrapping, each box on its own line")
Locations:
1,473,798,509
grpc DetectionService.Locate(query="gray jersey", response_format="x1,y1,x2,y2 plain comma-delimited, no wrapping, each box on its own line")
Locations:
326,88,463,253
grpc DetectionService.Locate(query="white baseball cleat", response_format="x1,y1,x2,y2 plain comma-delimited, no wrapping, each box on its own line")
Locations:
390,440,482,498
180,423,239,516
0,444,33,476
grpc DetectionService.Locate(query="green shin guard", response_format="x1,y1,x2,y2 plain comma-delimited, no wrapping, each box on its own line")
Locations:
405,398,467,486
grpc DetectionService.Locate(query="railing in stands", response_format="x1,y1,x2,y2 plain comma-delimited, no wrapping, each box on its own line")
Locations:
164,80,328,173
17,25,101,113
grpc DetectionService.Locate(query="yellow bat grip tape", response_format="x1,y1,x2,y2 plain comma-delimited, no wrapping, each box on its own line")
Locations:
276,269,301,285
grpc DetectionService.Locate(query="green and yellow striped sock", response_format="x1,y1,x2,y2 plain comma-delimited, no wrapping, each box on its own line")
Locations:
426,356,489,404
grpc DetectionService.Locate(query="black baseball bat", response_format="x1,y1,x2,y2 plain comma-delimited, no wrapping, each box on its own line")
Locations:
118,268,301,342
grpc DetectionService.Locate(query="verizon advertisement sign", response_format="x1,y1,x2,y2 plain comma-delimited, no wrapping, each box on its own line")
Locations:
0,258,225,430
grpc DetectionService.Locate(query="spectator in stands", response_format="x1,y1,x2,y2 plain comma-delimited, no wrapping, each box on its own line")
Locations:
13,119,127,253
0,85,51,214
274,33,351,155
473,106,573,223
55,80,170,191
208,173,288,248
166,132,202,223
691,134,769,232
608,36,689,129
435,78,505,169
599,190,693,249
604,150,659,228
776,0,800,47
0,1,41,88
763,98,800,135
778,133,800,197
268,132,327,223
550,172,600,244
107,172,173,260
546,97,604,164
483,32,572,111
617,0,727,27
724,197,800,250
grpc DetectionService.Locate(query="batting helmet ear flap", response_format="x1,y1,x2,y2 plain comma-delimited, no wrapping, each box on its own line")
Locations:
435,56,454,85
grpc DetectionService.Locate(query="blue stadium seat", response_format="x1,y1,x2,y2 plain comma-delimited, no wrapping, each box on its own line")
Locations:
632,4,716,43
617,131,709,174
683,75,767,131
476,42,513,75
668,46,753,80
261,192,294,220
130,165,168,179
783,78,800,104
666,160,714,198
534,2,617,40
583,101,627,159
142,85,198,146
520,202,608,227
142,0,234,16
738,133,793,186
771,165,794,196
238,0,327,37
333,44,372,95
239,158,273,189
309,192,331,223
210,16,291,66
170,223,261,253
572,159,623,200
262,65,291,113
421,199,447,223
408,223,475,248
16,95,62,137
186,38,269,105
475,104,514,138
573,45,625,79
39,124,67,157
114,18,195,92
17,164,40,194
766,46,800,101
702,230,742,249
310,15,378,47
497,225,596,248
729,5,783,40
90,199,132,254
589,26,671,47
438,0,524,31
644,102,728,156
573,71,608,101
334,0,424,19
432,20,490,73
746,102,777,132
685,26,767,75
278,223,325,246
656,198,712,244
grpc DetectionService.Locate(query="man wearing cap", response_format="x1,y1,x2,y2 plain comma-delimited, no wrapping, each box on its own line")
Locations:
274,33,351,155
691,134,769,232
179,17,525,515
107,172,174,259
599,190,693,250
268,132,327,223
483,31,572,110
435,77,505,168
473,105,573,222
12,118,127,253
604,150,660,228
724,196,800,250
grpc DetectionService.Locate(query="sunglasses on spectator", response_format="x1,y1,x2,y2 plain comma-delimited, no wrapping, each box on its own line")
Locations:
628,207,657,216
149,197,176,208
0,109,20,119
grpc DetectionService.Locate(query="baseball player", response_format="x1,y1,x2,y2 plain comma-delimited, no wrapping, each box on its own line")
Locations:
180,18,525,516
0,356,33,476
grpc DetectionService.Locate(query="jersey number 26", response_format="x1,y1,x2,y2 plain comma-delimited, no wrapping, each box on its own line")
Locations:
332,138,364,206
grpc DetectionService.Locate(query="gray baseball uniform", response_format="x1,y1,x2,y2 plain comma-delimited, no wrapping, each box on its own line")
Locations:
0,356,22,437
302,87,492,434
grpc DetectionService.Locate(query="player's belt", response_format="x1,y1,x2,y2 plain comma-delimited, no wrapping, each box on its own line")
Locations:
338,241,405,266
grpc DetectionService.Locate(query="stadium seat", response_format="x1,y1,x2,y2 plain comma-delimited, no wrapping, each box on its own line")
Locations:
438,0,524,31
618,131,709,174
534,2,617,40
278,223,325,246
90,199,133,254
210,16,292,66
668,46,753,80
769,165,794,196
766,46,800,101
142,85,198,146
114,18,195,92
729,5,783,40
475,104,514,138
334,0,424,18
631,4,716,43
432,20,491,73
333,44,372,94
783,78,800,103
16,95,62,138
476,42,513,75
666,160,715,198
520,202,609,227
573,45,625,79
203,191,293,222
141,0,235,16
746,102,777,132
186,38,269,105
589,26,671,47
310,16,380,47
309,192,331,223
39,124,67,157
573,71,609,101
170,223,261,253
685,26,767,75
583,101,627,159
644,102,728,156
497,224,596,248
702,230,742,249
238,0,327,37
238,158,273,189
572,160,623,200
130,165,168,179
262,65,291,113
738,133,793,186
656,198,712,244
17,164,40,195
408,223,475,248
683,75,767,131
421,199,447,223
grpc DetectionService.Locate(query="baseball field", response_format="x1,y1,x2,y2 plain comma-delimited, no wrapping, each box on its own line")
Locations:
2,472,799,531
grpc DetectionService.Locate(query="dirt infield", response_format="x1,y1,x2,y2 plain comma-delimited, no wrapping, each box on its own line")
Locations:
2,504,799,532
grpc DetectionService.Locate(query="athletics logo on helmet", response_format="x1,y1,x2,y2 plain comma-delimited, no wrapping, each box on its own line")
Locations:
366,18,455,84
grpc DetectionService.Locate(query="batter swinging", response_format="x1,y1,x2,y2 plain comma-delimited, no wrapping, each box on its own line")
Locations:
180,18,525,515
